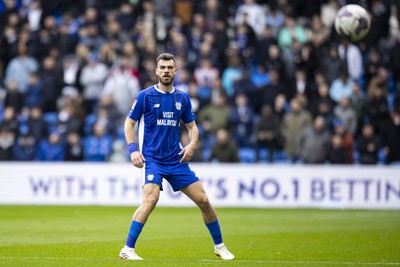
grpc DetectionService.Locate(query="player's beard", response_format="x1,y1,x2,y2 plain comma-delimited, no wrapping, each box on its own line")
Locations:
159,75,174,86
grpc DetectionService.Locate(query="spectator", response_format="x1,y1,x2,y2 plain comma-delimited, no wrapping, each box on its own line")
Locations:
278,14,307,50
27,106,48,142
259,68,285,109
229,93,254,147
79,24,105,54
84,97,118,137
12,133,37,161
5,44,39,93
364,0,390,49
234,15,257,60
101,56,140,120
309,81,335,117
198,0,224,32
79,54,109,114
23,0,44,32
255,104,282,162
329,71,354,103
116,3,136,32
298,116,330,164
34,28,57,62
363,47,382,87
97,42,118,67
367,66,389,99
1,106,19,136
208,128,240,163
321,45,345,86
332,119,354,163
198,92,231,137
221,55,242,98
65,132,83,161
24,72,43,108
281,98,312,162
337,40,362,81
264,44,285,81
249,64,269,91
273,93,288,122
37,130,65,161
357,123,381,165
367,85,390,136
0,125,15,161
233,70,258,108
56,103,83,136
194,57,219,89
39,56,62,113
294,44,317,84
4,79,24,113
57,24,78,56
287,68,312,100
334,97,357,135
83,121,113,161
381,111,400,164
327,134,351,164
61,55,81,94
265,6,285,39
0,0,19,27
234,0,265,38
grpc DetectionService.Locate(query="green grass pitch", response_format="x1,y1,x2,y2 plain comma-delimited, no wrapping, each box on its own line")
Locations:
0,206,399,267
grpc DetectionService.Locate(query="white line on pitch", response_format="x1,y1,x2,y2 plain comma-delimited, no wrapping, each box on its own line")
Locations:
1,257,399,265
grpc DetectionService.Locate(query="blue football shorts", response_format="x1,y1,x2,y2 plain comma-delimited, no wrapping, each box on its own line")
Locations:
142,161,200,191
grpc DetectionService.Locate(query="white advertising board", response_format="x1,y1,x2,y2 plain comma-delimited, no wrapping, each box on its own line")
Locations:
0,163,399,209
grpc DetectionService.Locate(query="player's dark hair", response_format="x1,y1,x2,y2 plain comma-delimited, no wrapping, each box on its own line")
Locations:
156,53,175,67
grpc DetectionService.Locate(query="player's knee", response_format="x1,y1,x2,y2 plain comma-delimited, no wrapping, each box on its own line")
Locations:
197,195,211,210
143,195,159,209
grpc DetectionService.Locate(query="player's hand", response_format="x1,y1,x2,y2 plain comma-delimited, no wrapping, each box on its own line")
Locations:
179,143,196,163
130,151,146,168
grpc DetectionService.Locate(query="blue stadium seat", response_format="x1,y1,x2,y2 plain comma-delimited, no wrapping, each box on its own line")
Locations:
274,150,289,163
353,150,360,163
378,149,386,164
258,148,269,162
201,147,211,162
238,147,256,163
42,112,58,132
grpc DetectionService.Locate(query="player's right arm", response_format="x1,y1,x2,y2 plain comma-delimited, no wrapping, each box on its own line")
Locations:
124,117,146,168
125,91,147,168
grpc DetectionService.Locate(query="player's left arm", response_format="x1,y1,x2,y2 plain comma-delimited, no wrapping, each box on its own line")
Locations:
179,121,199,163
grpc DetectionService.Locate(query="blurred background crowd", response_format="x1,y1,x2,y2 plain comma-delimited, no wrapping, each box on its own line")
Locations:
0,0,399,164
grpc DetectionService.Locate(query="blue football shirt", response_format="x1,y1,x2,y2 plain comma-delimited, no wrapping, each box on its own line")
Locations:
127,85,195,164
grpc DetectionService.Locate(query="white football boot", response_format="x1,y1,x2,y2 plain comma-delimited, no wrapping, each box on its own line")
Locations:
214,243,234,260
119,247,143,260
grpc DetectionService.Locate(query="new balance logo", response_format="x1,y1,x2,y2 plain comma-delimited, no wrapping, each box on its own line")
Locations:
153,104,160,108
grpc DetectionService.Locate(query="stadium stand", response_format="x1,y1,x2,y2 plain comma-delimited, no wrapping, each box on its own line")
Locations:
0,0,399,164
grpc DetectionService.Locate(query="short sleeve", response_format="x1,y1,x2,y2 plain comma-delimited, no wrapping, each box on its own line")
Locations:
127,91,145,121
181,93,195,124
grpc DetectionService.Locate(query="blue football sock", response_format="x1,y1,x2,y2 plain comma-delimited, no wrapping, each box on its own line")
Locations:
205,220,223,245
125,221,144,248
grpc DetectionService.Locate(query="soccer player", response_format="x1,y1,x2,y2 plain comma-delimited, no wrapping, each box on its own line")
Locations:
119,53,234,261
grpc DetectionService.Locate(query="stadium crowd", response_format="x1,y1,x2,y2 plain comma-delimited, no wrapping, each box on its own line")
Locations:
0,0,399,164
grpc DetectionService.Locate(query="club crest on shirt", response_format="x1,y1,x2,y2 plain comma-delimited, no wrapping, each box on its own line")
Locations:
175,102,182,111
147,174,154,181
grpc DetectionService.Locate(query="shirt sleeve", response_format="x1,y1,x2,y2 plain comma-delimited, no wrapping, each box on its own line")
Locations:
181,93,195,124
127,91,145,121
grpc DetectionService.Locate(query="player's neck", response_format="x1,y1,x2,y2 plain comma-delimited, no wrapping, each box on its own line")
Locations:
157,82,173,93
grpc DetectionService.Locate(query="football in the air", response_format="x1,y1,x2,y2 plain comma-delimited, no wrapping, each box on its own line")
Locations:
334,4,371,42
